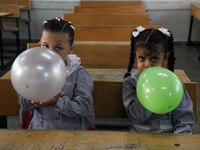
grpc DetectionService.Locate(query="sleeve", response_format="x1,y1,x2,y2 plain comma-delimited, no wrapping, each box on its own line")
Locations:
172,84,195,134
122,77,152,123
18,94,36,112
18,94,35,129
52,68,94,118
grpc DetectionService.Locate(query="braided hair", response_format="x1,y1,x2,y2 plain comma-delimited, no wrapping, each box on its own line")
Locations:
124,27,176,79
41,17,75,46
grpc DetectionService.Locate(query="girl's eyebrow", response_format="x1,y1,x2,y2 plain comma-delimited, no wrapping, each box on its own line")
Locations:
41,41,48,44
137,54,145,57
55,44,63,46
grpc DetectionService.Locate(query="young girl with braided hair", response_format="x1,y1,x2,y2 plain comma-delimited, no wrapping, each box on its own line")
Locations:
18,17,95,130
122,26,195,134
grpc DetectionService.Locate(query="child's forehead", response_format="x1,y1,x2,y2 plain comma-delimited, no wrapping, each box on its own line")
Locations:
42,31,70,41
136,48,162,56
42,30,69,36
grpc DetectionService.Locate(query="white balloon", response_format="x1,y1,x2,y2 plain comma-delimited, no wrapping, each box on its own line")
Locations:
11,47,67,101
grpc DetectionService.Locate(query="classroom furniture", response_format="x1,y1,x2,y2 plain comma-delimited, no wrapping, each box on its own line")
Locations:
187,3,200,45
87,69,198,120
0,13,12,69
27,41,167,69
0,68,198,128
0,0,32,42
0,129,200,149
62,13,150,26
73,6,146,14
187,3,200,60
0,12,13,124
59,25,161,41
0,4,20,70
80,0,142,7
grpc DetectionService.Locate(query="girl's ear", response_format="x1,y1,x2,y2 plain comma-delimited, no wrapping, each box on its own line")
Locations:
69,45,74,54
163,51,170,64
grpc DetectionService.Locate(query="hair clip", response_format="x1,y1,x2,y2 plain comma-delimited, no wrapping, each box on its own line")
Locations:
158,27,171,37
68,21,75,30
56,17,61,22
70,24,75,30
132,26,145,37
43,20,48,24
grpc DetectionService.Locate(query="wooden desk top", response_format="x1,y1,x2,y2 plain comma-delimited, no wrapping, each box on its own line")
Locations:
87,69,191,83
0,12,13,29
191,3,200,20
192,3,200,9
0,12,12,17
0,129,199,150
19,5,27,10
2,69,191,83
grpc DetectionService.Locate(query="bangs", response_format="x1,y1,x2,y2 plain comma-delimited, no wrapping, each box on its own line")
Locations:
135,41,166,56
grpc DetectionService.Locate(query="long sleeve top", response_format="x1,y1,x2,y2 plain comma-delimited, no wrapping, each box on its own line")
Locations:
122,70,195,134
18,54,95,130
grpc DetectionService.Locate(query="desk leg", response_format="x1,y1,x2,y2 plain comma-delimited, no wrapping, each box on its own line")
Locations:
0,30,4,70
28,10,31,42
0,116,7,128
187,15,194,46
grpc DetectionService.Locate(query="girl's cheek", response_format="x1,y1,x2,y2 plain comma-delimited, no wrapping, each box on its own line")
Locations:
137,62,144,70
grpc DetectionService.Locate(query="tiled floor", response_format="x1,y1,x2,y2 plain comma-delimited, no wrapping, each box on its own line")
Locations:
0,41,200,134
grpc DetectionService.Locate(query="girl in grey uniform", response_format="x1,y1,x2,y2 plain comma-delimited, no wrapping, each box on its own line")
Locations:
18,18,95,130
122,26,195,134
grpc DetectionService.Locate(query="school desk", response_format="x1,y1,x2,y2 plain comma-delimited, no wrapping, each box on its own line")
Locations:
0,12,13,69
0,129,199,150
187,3,200,45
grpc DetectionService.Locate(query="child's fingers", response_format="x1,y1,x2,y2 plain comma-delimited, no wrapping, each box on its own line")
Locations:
55,90,63,97
31,91,62,107
31,101,40,107
31,101,45,107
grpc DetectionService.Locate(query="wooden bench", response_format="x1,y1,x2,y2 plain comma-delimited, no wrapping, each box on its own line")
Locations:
73,6,146,14
0,0,31,11
27,40,168,69
80,0,142,7
89,69,198,121
0,69,198,128
0,3,20,69
62,13,150,26
0,0,32,42
60,25,162,41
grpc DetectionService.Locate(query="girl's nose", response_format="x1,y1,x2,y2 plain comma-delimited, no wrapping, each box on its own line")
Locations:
144,59,151,68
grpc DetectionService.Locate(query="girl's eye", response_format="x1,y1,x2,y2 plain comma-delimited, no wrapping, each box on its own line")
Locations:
151,57,158,62
42,45,48,48
55,47,62,51
139,56,145,61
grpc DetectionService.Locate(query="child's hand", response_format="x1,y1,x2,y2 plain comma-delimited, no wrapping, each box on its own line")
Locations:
31,90,62,107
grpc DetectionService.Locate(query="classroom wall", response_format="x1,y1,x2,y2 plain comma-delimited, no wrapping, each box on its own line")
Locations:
3,0,200,42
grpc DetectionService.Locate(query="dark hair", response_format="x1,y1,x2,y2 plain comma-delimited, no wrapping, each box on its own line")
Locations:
41,17,75,46
124,28,176,78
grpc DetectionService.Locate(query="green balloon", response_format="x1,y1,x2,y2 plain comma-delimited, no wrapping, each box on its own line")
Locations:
136,67,183,114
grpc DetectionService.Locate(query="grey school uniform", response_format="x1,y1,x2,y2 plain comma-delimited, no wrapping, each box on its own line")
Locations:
122,69,195,134
18,54,95,130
